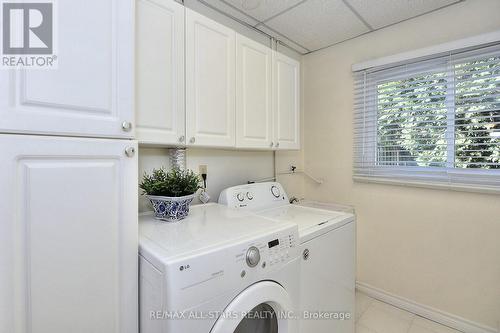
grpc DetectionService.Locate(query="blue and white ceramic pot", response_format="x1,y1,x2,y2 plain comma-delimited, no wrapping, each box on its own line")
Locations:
147,194,195,222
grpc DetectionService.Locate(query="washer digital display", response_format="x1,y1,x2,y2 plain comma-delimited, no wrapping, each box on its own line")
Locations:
268,239,279,248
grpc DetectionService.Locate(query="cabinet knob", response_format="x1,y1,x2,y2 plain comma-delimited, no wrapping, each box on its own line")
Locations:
179,135,185,143
124,146,135,157
121,121,132,132
275,142,280,148
189,137,195,144
270,142,274,147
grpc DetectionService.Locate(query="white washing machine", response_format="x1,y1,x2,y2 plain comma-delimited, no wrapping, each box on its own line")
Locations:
139,203,300,333
219,182,356,333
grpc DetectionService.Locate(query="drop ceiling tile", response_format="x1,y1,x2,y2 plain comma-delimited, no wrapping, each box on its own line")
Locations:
221,0,305,22
346,0,461,29
256,24,310,54
265,0,370,51
196,0,260,26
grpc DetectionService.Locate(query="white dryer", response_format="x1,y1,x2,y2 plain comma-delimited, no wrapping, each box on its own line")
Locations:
219,182,356,333
139,203,300,333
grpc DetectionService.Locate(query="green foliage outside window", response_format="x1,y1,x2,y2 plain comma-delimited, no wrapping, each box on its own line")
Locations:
377,56,500,169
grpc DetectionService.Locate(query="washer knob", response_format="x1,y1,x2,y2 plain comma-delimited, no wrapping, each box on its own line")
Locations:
237,193,245,202
270,185,281,198
246,246,260,267
246,192,253,200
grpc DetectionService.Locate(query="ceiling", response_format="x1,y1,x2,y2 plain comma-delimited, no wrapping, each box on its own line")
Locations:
199,0,463,54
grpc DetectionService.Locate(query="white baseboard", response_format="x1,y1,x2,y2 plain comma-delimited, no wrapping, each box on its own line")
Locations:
356,282,498,333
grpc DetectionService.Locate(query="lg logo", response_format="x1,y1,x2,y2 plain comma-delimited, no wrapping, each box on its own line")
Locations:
2,2,53,54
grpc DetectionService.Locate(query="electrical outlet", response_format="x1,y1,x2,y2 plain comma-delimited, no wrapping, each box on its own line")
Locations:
199,165,207,175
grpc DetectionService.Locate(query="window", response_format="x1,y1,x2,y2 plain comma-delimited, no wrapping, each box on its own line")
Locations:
354,44,500,192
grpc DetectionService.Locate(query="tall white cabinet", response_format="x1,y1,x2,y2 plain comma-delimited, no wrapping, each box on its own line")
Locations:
0,135,138,333
236,34,273,149
0,0,138,332
273,51,300,150
185,8,236,148
136,0,185,145
0,0,134,139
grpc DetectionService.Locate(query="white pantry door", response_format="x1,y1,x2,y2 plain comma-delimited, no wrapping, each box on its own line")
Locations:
235,34,273,149
273,51,300,150
0,0,134,138
0,135,138,333
185,8,236,148
136,0,185,145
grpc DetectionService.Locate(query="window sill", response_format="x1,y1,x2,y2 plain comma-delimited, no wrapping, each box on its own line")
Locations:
353,176,500,195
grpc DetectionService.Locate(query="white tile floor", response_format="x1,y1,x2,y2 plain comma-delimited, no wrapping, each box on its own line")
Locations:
356,292,462,333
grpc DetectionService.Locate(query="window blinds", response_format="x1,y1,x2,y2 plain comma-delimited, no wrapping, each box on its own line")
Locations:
353,43,500,192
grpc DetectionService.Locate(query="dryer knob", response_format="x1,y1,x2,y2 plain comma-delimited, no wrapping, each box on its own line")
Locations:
270,185,281,198
246,246,260,267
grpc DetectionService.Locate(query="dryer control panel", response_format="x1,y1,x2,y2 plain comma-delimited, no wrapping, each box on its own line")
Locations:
219,182,289,211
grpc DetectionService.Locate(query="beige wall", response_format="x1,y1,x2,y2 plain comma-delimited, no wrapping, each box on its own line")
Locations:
138,147,274,212
299,0,500,329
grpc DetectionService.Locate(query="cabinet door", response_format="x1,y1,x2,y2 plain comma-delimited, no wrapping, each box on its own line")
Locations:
273,51,300,150
136,0,185,145
236,34,273,149
0,0,134,138
185,8,236,148
0,135,138,333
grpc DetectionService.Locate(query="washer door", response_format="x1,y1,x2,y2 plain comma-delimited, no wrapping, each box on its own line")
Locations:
210,281,293,333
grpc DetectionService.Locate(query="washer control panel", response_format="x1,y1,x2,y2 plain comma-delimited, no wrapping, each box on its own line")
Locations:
266,233,296,266
234,230,298,271
219,182,289,211
165,223,299,304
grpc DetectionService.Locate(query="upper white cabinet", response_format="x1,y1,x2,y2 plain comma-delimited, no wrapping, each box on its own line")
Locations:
0,0,134,139
185,8,236,148
236,34,273,149
0,134,138,333
136,0,185,145
134,5,300,150
273,51,300,150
